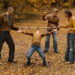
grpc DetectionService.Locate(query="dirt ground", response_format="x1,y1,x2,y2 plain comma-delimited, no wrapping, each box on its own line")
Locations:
0,9,75,75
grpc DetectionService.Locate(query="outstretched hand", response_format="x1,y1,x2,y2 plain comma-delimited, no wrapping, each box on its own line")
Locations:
17,27,23,33
58,25,62,28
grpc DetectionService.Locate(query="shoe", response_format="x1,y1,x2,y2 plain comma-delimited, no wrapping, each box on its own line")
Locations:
43,62,49,68
44,50,48,53
8,60,18,63
25,62,31,66
54,51,59,53
43,58,48,67
43,63,48,67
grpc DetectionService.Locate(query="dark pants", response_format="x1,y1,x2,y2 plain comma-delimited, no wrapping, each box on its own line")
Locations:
27,45,47,65
65,33,75,63
0,31,15,61
45,30,58,52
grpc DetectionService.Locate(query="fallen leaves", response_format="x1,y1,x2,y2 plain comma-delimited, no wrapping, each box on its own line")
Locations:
0,10,75,75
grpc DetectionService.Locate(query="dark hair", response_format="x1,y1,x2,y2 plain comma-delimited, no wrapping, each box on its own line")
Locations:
64,10,72,17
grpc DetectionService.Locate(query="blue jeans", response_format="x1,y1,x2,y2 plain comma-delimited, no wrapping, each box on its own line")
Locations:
27,45,45,60
65,33,71,61
65,33,75,63
27,45,47,65
45,30,58,52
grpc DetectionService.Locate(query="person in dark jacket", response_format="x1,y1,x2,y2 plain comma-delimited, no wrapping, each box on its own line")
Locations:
0,7,20,62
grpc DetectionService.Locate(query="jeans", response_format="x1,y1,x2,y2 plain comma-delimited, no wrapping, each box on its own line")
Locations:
65,33,71,61
0,31,15,61
27,45,47,65
65,33,75,63
45,30,58,52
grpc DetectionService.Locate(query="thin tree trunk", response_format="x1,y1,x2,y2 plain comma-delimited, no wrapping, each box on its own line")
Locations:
68,0,74,7
57,0,63,7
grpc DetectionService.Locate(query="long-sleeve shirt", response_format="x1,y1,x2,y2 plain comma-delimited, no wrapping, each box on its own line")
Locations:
43,14,59,31
62,16,75,33
0,13,18,32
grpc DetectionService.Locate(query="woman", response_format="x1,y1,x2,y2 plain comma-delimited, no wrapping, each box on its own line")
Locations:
61,10,75,64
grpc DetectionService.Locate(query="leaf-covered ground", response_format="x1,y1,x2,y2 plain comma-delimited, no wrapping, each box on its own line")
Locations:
0,9,75,75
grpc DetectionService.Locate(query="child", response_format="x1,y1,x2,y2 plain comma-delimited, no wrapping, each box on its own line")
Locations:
18,29,52,66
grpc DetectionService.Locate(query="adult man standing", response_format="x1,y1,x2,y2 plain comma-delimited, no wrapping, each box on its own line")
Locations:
43,8,59,53
0,7,19,62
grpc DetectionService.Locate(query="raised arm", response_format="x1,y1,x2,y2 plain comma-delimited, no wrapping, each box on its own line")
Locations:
43,12,49,21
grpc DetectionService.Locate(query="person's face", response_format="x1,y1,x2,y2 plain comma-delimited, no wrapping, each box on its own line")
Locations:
53,11,58,16
36,30,40,33
64,13,69,18
8,9,14,15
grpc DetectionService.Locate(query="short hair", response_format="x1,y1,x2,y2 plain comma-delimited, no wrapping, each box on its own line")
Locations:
7,7,14,11
64,10,72,17
53,8,58,13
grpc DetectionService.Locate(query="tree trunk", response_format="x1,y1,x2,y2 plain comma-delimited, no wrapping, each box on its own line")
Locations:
57,0,63,7
68,0,74,7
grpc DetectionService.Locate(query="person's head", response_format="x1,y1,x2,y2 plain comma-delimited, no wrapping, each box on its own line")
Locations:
53,8,58,16
7,7,14,15
36,29,40,33
64,10,72,18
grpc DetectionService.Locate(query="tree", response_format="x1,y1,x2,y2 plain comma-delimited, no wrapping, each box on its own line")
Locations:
68,0,74,7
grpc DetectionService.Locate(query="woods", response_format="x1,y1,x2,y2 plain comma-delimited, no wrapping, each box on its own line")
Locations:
0,0,75,75
0,0,75,11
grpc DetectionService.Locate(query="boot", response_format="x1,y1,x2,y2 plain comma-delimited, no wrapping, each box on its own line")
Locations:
26,57,31,65
43,58,48,67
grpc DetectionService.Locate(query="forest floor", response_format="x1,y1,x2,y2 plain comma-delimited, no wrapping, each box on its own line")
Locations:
0,9,75,75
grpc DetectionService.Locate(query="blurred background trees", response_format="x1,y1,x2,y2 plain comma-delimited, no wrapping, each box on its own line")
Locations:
0,0,75,12
0,0,75,21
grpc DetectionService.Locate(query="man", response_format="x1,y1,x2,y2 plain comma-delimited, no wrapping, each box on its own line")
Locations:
60,10,75,64
43,8,59,53
18,29,52,66
0,7,20,62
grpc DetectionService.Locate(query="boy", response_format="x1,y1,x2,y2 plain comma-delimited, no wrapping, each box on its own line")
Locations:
43,8,59,53
18,29,52,66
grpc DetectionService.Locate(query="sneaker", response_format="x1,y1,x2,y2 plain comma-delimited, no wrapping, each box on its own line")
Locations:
43,63,48,67
54,51,59,53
